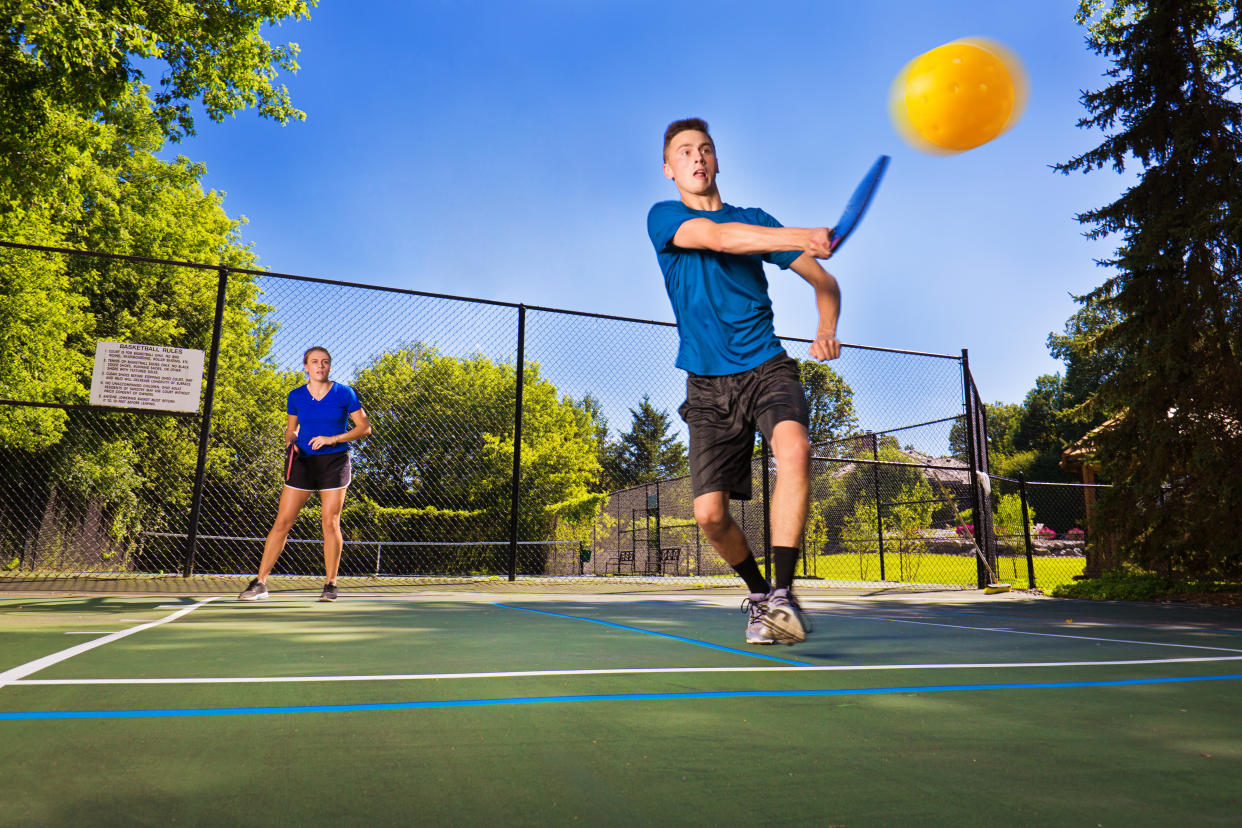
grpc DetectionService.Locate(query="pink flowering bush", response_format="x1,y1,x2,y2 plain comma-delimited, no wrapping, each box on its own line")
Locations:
1036,526,1057,539
1066,527,1085,540
956,525,974,538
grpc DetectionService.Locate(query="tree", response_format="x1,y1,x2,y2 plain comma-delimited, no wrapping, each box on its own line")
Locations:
0,3,315,570
349,345,604,546
603,395,688,489
0,103,296,567
1054,0,1242,574
1047,297,1127,421
839,479,937,580
816,435,950,548
575,393,613,492
2,1,312,166
948,400,1025,469
799,359,858,444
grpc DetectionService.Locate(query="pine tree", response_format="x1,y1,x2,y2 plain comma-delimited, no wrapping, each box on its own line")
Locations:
1055,0,1242,574
604,395,688,489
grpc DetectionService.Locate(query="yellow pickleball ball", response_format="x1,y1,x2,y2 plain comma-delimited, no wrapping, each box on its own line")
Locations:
890,38,1028,154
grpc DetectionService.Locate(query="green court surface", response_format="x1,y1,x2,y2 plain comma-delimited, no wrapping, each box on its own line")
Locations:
2,586,1241,826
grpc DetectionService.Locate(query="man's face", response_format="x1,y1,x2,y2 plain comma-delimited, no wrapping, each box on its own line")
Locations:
663,129,718,195
305,351,331,381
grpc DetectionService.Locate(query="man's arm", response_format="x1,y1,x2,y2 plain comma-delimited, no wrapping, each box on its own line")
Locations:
790,253,842,362
672,218,834,259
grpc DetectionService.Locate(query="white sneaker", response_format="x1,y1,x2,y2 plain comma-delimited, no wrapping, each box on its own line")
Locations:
742,592,776,645
763,588,808,644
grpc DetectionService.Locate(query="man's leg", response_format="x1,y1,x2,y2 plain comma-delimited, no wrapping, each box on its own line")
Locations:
693,491,769,590
694,491,775,644
768,419,811,588
764,419,812,643
240,486,312,599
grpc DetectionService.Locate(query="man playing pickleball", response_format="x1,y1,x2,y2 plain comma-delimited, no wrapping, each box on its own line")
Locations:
647,118,841,644
239,346,371,602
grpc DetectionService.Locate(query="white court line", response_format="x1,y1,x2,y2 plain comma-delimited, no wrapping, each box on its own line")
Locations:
849,614,1242,654
9,655,1242,685
0,597,220,689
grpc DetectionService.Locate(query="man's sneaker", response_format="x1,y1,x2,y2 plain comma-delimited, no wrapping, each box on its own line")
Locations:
763,587,809,645
319,583,339,602
742,592,776,645
238,578,268,601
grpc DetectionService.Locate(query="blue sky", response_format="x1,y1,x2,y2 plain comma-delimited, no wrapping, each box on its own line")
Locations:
161,0,1129,407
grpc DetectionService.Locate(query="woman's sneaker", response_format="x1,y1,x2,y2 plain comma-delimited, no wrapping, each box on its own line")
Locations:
763,588,809,644
320,583,339,602
238,578,268,601
742,592,776,645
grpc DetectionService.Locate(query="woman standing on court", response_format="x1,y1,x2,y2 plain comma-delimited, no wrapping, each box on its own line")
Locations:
239,346,371,602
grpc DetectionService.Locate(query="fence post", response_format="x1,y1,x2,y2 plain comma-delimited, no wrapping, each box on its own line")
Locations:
654,479,663,572
760,436,772,583
507,304,526,582
961,349,987,589
871,432,887,581
182,266,230,577
1018,472,1036,589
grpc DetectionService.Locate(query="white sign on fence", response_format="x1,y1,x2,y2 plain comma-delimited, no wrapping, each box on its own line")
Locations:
89,342,205,413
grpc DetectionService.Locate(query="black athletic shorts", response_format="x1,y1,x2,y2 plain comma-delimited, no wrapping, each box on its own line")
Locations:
677,352,810,500
286,449,352,492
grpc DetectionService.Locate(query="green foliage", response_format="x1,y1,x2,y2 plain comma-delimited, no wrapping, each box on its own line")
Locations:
1051,570,1242,602
0,244,88,449
1056,1,1242,574
1,0,313,147
602,394,687,489
840,479,936,560
798,359,858,443
1047,297,1126,427
350,345,604,543
948,401,1035,471
815,438,951,546
0,8,312,564
992,492,1035,547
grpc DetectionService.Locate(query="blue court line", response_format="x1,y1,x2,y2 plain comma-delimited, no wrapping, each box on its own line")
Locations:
4,674,1240,720
841,605,1242,635
492,603,808,665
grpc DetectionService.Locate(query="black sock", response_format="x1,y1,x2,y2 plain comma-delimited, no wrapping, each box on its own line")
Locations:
732,555,770,595
772,545,799,590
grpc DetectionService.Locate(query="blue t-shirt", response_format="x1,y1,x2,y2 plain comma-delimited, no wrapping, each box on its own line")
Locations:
287,383,363,455
647,200,801,375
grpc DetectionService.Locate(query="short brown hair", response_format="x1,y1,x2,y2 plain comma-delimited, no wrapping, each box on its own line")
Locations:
663,118,712,161
303,346,331,365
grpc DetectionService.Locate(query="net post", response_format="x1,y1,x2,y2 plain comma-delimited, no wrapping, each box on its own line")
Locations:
182,266,229,577
506,304,526,582
1019,471,1036,588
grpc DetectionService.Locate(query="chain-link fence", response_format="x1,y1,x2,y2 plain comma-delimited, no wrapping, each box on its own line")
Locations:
2,240,1078,590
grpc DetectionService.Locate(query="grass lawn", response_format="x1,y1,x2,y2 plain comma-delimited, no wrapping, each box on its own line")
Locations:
802,550,1085,590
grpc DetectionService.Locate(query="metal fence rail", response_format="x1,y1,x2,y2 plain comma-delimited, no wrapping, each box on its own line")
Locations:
0,239,1063,589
